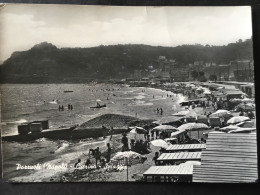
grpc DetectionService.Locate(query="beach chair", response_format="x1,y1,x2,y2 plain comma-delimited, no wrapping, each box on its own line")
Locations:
209,117,222,128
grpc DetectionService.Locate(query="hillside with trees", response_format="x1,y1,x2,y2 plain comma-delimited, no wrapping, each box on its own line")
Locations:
0,38,253,83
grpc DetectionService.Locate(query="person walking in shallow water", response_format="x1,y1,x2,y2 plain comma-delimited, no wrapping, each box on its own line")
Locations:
160,108,163,115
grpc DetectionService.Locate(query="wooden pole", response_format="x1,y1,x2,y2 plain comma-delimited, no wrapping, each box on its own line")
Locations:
126,157,129,181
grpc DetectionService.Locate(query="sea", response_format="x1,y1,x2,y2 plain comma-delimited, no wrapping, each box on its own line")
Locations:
0,83,186,182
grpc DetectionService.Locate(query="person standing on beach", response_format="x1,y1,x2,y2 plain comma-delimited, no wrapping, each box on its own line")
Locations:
71,105,73,110
61,105,64,111
68,104,70,110
152,152,159,166
105,143,112,163
121,133,129,152
58,105,61,111
109,126,114,141
156,108,159,114
94,147,101,168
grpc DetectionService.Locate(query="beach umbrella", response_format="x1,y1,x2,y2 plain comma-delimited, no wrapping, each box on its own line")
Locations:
235,103,255,112
150,139,168,148
210,110,233,118
178,123,209,131
152,125,179,133
111,151,147,181
241,98,255,103
178,123,209,138
227,116,251,125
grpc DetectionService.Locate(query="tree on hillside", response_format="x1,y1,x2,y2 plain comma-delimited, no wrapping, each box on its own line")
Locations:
191,70,199,80
198,71,207,82
209,74,217,82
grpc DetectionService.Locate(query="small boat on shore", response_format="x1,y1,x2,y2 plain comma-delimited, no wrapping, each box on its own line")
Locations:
64,90,74,93
90,104,106,109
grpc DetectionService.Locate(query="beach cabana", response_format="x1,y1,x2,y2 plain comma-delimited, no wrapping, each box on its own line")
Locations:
196,115,209,125
143,164,194,182
166,143,206,153
157,151,202,165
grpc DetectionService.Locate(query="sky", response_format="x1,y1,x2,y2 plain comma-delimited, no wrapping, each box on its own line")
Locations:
0,4,252,61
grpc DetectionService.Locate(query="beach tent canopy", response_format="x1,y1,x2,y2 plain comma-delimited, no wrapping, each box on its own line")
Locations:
227,116,251,125
151,139,168,148
178,123,209,132
111,151,146,165
152,125,179,133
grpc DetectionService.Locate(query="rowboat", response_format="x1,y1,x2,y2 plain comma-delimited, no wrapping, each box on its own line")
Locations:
90,104,106,108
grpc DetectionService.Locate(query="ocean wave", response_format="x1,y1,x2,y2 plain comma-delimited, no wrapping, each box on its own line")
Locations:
55,142,70,153
129,100,153,106
134,95,146,100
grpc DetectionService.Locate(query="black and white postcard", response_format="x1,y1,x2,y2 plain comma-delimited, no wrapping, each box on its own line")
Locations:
0,4,257,182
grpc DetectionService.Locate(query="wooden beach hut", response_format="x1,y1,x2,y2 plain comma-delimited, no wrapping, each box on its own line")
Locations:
192,132,258,183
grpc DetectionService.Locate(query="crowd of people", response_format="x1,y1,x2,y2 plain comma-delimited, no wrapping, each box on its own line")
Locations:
74,143,112,170
121,133,151,154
